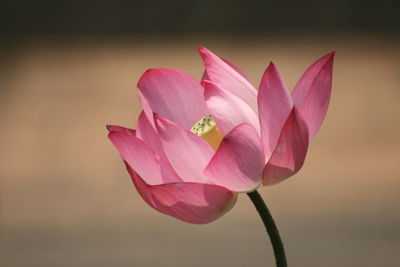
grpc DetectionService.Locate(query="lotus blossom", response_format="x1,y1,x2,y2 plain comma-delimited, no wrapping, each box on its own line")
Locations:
107,47,334,224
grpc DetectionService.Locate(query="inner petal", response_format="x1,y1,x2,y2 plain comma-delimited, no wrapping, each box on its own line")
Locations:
190,115,223,150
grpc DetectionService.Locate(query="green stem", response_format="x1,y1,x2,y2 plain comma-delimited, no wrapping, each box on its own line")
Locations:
247,190,287,267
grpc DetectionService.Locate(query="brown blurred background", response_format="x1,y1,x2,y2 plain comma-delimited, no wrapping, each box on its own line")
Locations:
1,1,400,266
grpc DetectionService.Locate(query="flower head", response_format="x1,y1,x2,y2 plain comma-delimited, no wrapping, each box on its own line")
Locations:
107,47,334,224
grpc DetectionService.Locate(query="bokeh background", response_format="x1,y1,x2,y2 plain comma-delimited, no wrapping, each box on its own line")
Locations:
1,1,400,266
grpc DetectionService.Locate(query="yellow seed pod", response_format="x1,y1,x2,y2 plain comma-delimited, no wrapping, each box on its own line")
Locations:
190,115,223,150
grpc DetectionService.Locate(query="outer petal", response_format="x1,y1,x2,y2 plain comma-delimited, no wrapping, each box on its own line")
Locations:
198,46,258,112
108,131,182,185
155,115,214,183
137,68,209,129
136,111,166,158
262,109,309,186
258,62,293,159
291,52,334,139
203,80,260,135
205,123,265,192
127,165,237,224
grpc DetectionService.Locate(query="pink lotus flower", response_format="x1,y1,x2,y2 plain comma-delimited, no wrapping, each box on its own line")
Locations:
107,47,334,224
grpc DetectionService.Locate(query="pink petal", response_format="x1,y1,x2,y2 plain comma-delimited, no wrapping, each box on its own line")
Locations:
291,52,335,139
258,62,293,159
138,90,155,128
106,125,136,136
108,131,182,185
155,115,214,183
205,123,265,192
137,68,209,129
136,111,166,158
202,57,252,83
262,109,309,186
203,80,260,135
198,46,258,112
127,165,237,224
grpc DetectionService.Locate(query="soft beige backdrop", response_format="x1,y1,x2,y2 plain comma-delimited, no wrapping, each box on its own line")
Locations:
1,35,399,266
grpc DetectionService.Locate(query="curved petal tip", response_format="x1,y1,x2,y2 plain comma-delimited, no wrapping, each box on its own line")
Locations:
106,125,136,136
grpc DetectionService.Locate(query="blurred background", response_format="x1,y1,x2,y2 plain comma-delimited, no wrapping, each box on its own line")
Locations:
1,1,399,266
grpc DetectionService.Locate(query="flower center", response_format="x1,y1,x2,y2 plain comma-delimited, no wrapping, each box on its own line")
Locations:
190,115,223,150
